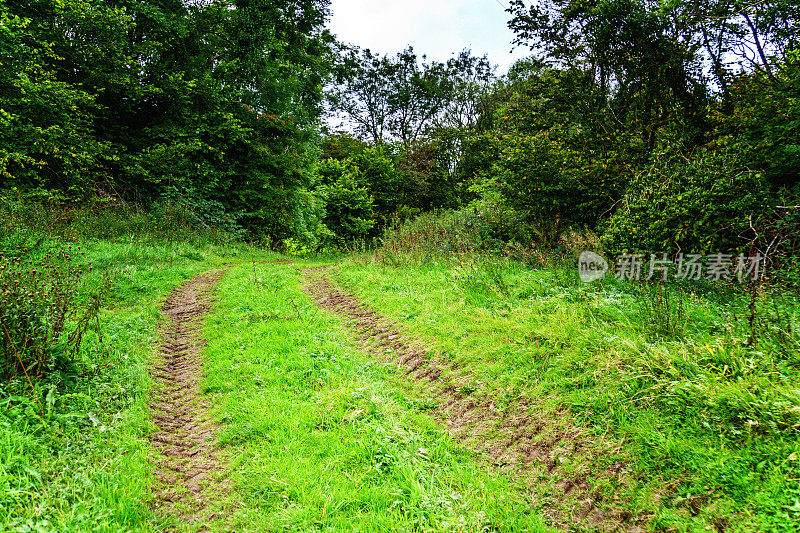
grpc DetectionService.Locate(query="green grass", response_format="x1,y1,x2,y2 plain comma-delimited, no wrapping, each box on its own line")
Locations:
195,261,551,531
4,203,798,532
0,233,276,531
335,254,800,532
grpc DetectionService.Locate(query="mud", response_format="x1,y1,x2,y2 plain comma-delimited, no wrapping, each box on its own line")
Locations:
149,269,227,522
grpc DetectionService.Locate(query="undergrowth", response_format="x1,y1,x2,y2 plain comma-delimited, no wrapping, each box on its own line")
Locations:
375,206,601,270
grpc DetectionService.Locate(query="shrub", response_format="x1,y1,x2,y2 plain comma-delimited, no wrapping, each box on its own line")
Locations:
601,150,770,254
0,247,104,384
316,159,375,246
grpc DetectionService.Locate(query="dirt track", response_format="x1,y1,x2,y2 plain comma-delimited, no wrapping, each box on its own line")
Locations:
149,269,227,522
144,263,644,531
302,267,644,532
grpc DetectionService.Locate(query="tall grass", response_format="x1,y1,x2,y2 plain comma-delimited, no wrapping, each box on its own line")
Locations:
376,210,483,266
0,197,239,246
374,207,601,268
640,282,687,339
338,215,800,531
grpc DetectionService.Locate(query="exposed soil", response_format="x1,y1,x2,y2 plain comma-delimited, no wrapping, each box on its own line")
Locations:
302,267,647,532
149,269,228,523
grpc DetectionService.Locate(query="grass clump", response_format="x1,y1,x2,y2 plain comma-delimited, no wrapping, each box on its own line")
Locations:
639,282,687,339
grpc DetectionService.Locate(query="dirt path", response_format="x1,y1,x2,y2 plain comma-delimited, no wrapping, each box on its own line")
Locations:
149,269,228,523
302,267,646,532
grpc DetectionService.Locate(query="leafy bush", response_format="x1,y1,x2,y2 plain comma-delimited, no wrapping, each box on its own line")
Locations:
316,159,375,245
602,150,770,254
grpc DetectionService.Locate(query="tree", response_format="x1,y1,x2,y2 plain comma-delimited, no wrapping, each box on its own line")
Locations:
327,45,456,147
316,157,374,244
507,0,708,150
1,0,336,244
0,0,113,197
327,44,393,144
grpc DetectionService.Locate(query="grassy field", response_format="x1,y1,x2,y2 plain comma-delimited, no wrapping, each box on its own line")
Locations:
193,260,549,531
0,213,275,531
334,254,800,532
2,205,799,532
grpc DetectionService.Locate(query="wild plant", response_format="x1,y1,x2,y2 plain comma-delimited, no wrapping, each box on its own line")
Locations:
640,282,686,339
0,246,106,386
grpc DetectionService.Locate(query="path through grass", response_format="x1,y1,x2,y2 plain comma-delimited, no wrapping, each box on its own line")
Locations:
333,255,800,532
198,260,550,531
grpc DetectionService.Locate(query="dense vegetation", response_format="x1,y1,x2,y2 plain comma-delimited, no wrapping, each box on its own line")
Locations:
1,0,799,531
3,0,798,257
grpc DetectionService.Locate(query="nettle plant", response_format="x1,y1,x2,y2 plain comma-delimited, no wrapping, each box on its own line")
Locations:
0,246,104,384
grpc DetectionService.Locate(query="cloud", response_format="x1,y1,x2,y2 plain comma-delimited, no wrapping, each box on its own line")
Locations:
328,0,528,73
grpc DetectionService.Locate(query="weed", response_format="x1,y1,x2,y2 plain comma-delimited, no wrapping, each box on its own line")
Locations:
639,282,687,339
0,248,106,384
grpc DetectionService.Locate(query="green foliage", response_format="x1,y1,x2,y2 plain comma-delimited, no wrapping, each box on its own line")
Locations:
461,66,632,246
0,0,112,197
602,150,771,253
0,0,334,243
316,158,374,245
479,131,619,231
717,60,800,192
319,133,462,239
332,140,402,222
328,45,458,146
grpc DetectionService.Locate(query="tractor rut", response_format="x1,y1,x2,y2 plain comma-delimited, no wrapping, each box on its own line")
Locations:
149,269,227,523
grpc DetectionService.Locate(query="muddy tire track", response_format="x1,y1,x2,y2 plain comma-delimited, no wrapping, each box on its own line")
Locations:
302,267,647,532
149,269,228,522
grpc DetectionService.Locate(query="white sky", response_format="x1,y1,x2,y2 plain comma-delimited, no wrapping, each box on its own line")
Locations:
328,0,531,75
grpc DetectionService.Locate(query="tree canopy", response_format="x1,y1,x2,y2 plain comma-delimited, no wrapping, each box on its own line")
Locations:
1,0,797,256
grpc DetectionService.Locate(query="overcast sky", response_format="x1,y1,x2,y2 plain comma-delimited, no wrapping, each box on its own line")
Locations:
328,0,531,75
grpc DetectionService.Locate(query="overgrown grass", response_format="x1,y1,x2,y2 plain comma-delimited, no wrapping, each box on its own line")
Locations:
6,197,797,531
377,207,599,268
336,253,800,531
0,203,273,531
196,261,552,531
0,197,239,248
